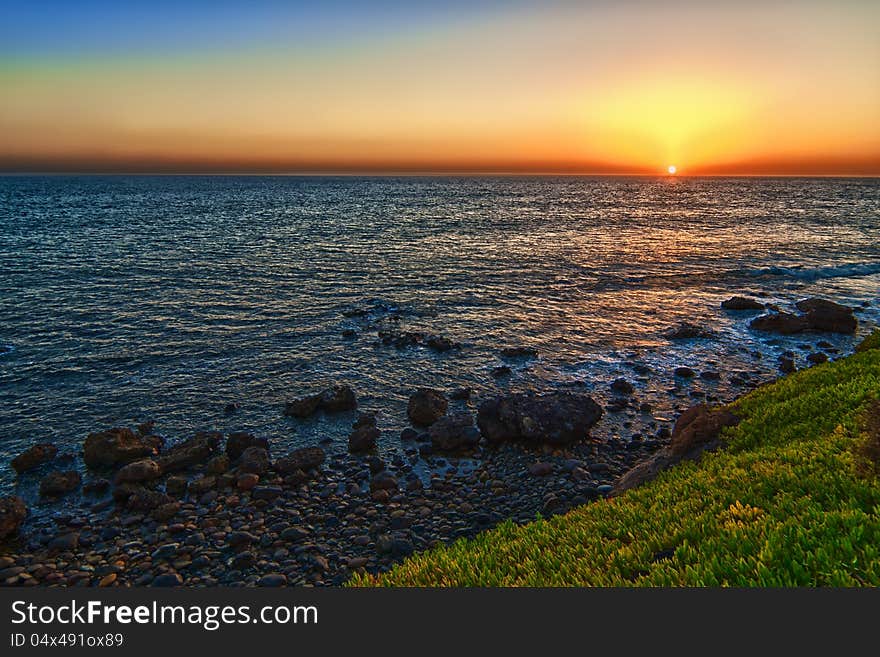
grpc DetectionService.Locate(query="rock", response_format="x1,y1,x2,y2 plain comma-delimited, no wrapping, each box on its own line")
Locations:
370,471,399,493
778,356,796,374
320,384,358,412
11,443,58,473
48,532,79,552
258,573,288,587
721,296,764,311
39,471,81,497
285,384,357,417
151,502,180,522
83,427,156,469
126,489,173,511
501,346,538,358
477,391,603,446
795,298,857,334
674,367,696,378
99,573,118,587
528,462,554,476
187,475,216,495
407,388,448,426
449,387,472,401
341,329,358,339
750,312,809,335
82,478,110,494
165,475,188,496
610,378,634,395
424,334,457,352
0,496,27,540
666,323,715,340
700,371,721,381
113,459,161,485
225,432,268,461
252,485,282,501
274,447,325,473
349,413,380,452
223,402,239,415
237,473,260,491
156,432,221,473
280,527,309,543
613,404,739,495
400,428,419,441
238,446,271,475
491,365,512,378
151,573,183,587
428,413,481,451
206,454,230,475
807,352,828,365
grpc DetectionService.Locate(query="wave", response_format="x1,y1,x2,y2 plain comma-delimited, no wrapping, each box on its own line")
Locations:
746,262,880,282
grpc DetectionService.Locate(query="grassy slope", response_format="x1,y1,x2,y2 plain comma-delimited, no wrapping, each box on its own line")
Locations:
353,341,880,586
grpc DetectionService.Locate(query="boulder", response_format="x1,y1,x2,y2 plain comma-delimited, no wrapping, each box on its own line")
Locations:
501,346,538,358
477,392,604,446
39,471,81,497
274,447,326,473
225,432,268,461
674,366,696,378
612,404,739,495
424,334,457,352
156,431,221,473
113,459,161,485
407,388,448,426
0,496,27,540
349,413,380,452
796,298,857,334
284,384,357,418
721,296,764,311
11,443,58,473
429,412,481,451
83,427,156,469
283,394,322,418
749,312,809,335
370,470,399,493
238,446,271,475
610,378,634,395
666,323,715,340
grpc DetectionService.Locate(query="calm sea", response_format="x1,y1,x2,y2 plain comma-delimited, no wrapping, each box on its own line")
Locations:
1,175,878,491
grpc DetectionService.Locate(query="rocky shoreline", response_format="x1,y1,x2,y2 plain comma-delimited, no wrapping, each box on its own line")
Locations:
0,295,871,587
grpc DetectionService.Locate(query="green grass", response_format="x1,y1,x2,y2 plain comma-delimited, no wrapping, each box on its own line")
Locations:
352,333,880,587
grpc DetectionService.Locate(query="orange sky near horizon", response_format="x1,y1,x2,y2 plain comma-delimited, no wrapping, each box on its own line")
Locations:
1,2,879,175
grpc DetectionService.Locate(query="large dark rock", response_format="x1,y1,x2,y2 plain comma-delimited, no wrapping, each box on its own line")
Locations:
666,323,716,340
156,431,221,473
477,392,604,446
407,388,448,426
0,496,27,540
39,471,81,497
284,384,357,418
11,443,58,473
238,446,271,476
429,412,481,451
501,346,538,358
225,432,269,461
721,296,764,311
612,404,739,495
349,413,380,453
114,459,161,485
796,298,857,334
274,447,326,473
83,428,156,469
750,312,809,335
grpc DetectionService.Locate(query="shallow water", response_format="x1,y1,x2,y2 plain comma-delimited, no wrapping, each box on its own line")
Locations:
1,175,878,494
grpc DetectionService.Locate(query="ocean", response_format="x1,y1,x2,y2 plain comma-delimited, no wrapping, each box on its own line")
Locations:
1,175,878,494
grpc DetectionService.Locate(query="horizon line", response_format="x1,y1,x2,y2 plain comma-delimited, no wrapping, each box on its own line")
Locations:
2,171,879,178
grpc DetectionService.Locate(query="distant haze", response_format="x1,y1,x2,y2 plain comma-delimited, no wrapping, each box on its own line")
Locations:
2,0,878,175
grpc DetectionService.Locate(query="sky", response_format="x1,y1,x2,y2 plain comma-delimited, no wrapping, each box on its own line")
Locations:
1,0,878,174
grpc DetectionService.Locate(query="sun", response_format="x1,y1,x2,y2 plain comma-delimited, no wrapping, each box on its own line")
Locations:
667,165,677,175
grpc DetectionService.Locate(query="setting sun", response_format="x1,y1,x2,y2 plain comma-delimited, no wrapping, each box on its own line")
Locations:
668,165,677,175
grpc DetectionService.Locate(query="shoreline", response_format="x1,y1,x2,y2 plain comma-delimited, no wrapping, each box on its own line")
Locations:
0,296,874,587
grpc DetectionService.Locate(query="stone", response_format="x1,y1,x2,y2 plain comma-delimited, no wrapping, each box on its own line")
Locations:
82,478,110,494
126,489,173,511
151,573,183,587
252,485,282,501
283,394,322,418
0,496,27,540
370,471,399,493
400,428,419,441
721,296,764,311
83,427,156,469
428,413,481,451
407,388,448,426
165,475,188,496
238,446,271,475
477,392,603,446
674,366,696,378
807,352,828,365
528,462,554,476
258,573,288,587
39,471,81,497
274,447,326,473
349,413,380,452
610,378,634,395
778,356,796,374
491,365,512,378
151,502,180,522
114,459,161,485
795,298,857,334
280,527,309,543
424,334,457,352
206,454,230,475
449,387,473,401
237,473,260,491
285,384,357,417
187,476,216,495
225,432,268,461
501,346,538,358
228,531,257,548
157,432,221,473
750,312,810,335
666,323,715,340
11,443,58,473
48,532,79,552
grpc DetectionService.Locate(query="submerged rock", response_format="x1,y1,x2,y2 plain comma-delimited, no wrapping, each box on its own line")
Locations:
225,432,268,462
156,432,221,473
407,388,448,426
721,296,764,311
11,443,58,474
795,298,857,334
274,447,325,473
666,323,716,340
284,384,357,418
349,413,380,452
750,311,809,335
501,346,538,358
114,459,161,485
39,471,81,497
477,391,603,446
0,496,27,540
429,412,481,451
